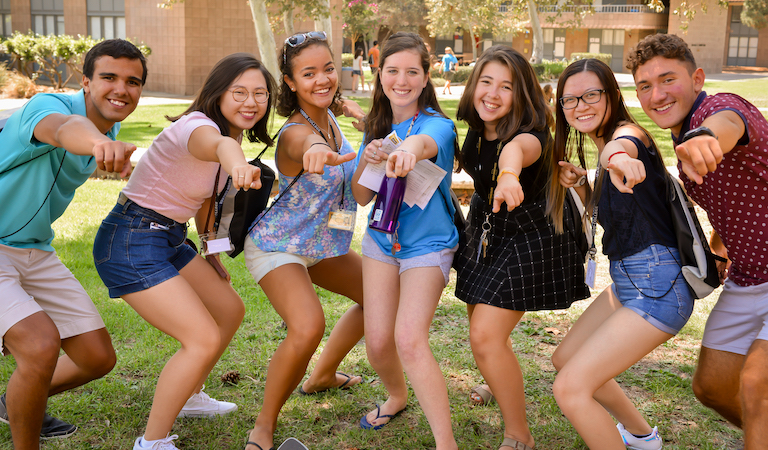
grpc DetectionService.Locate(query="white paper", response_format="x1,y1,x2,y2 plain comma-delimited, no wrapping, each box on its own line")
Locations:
206,237,232,255
585,259,597,288
357,130,448,210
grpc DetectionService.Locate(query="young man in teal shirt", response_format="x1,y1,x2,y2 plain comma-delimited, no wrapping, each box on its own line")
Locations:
0,39,146,450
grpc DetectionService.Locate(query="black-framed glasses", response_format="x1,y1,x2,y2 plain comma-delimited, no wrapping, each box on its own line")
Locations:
559,89,606,110
228,88,269,104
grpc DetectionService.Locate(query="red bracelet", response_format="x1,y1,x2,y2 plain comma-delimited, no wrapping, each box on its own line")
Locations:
608,151,628,164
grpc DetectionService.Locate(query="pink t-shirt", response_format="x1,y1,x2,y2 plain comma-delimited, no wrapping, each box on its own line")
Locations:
123,112,227,223
677,93,768,286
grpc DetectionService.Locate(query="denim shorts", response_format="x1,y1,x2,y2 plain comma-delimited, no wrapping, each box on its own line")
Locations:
361,232,456,286
610,244,695,335
93,197,197,298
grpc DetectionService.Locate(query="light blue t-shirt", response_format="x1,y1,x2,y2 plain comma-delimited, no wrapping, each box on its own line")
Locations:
442,54,458,73
0,90,119,251
357,109,458,259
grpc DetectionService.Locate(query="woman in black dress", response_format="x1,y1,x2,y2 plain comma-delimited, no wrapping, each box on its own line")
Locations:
454,45,589,450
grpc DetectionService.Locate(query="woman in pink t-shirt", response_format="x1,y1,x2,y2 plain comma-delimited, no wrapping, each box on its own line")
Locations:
93,53,275,450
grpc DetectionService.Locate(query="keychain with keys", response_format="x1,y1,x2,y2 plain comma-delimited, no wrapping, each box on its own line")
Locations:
391,223,402,255
477,213,491,262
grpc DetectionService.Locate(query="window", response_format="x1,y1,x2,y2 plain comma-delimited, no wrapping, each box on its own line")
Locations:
88,0,125,39
0,0,11,37
31,0,64,35
728,5,758,66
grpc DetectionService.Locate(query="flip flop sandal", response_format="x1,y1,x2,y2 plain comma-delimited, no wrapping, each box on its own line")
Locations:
470,385,495,405
359,404,405,430
298,372,360,395
499,437,534,450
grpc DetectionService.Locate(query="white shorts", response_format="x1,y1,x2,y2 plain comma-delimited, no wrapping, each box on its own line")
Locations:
701,278,768,355
243,238,322,283
0,244,106,355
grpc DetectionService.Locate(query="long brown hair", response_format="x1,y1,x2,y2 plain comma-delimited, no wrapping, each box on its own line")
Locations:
167,53,275,146
456,45,556,227
549,58,658,231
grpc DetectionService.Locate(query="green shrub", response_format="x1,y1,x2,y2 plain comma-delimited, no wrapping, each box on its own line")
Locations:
429,65,473,85
531,59,569,81
570,52,612,66
0,62,8,90
341,53,353,67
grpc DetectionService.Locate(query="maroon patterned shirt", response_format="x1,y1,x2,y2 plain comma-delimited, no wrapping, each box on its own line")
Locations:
674,92,768,286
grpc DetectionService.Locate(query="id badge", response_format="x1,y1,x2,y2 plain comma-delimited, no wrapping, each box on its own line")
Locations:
328,210,355,231
199,232,233,255
585,258,597,289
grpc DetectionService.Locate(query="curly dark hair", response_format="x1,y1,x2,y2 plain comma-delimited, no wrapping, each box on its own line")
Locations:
276,33,342,118
626,33,697,75
167,53,276,146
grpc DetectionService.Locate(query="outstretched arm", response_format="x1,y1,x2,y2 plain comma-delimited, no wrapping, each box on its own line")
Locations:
187,125,262,191
675,110,745,184
34,113,136,178
492,133,542,213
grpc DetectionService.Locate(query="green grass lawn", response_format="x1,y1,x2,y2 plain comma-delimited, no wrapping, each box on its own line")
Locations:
0,94,746,449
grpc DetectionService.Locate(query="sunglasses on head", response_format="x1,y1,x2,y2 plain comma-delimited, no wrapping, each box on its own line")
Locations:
283,31,328,65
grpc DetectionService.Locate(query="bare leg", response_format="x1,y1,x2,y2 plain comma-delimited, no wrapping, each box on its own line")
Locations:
468,304,534,448
49,328,116,395
352,74,358,92
247,264,327,450
301,252,364,393
3,312,60,450
553,308,672,449
124,258,232,440
742,339,768,449
551,288,653,435
361,257,408,428
692,346,744,427
394,267,457,450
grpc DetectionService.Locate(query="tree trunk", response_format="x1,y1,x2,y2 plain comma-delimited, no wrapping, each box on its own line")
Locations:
249,0,280,79
528,0,544,64
469,28,477,61
314,0,333,46
283,7,295,36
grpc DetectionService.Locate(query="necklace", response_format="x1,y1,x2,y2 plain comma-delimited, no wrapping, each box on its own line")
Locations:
299,108,338,150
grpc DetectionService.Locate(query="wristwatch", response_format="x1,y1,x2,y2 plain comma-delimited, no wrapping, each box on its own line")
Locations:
576,175,587,187
682,126,717,142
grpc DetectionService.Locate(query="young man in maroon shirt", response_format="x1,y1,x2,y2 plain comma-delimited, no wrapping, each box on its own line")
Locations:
628,33,768,447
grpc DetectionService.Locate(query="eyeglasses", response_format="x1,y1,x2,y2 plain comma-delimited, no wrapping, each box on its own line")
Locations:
283,31,327,64
559,89,606,110
228,88,269,104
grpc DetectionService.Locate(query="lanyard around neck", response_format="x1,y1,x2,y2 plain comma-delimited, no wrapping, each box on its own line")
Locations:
404,112,419,138
299,108,338,150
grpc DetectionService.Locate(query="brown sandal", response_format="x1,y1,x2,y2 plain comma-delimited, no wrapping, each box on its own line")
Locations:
499,437,534,450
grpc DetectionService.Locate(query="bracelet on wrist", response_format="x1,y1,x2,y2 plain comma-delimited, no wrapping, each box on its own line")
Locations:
608,151,628,164
309,142,331,150
499,168,520,183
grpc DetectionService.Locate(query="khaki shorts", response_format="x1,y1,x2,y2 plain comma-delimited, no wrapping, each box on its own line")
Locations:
0,244,105,355
243,238,322,283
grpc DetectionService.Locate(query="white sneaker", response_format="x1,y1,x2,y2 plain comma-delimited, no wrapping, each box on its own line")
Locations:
617,423,662,450
133,434,180,450
177,387,237,418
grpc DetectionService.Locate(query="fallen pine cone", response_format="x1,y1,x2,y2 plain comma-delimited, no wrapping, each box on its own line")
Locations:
221,370,240,386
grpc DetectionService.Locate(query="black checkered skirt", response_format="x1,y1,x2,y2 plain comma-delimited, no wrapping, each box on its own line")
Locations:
455,193,590,311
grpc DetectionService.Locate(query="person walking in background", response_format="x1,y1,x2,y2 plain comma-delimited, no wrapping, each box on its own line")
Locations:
351,32,460,450
628,33,768,449
368,40,380,77
0,39,145,450
93,53,272,450
244,31,364,450
440,47,459,95
352,47,365,93
454,45,589,450
551,58,695,450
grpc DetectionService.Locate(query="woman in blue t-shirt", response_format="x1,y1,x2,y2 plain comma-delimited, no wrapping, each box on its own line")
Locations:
351,32,459,450
550,58,694,449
